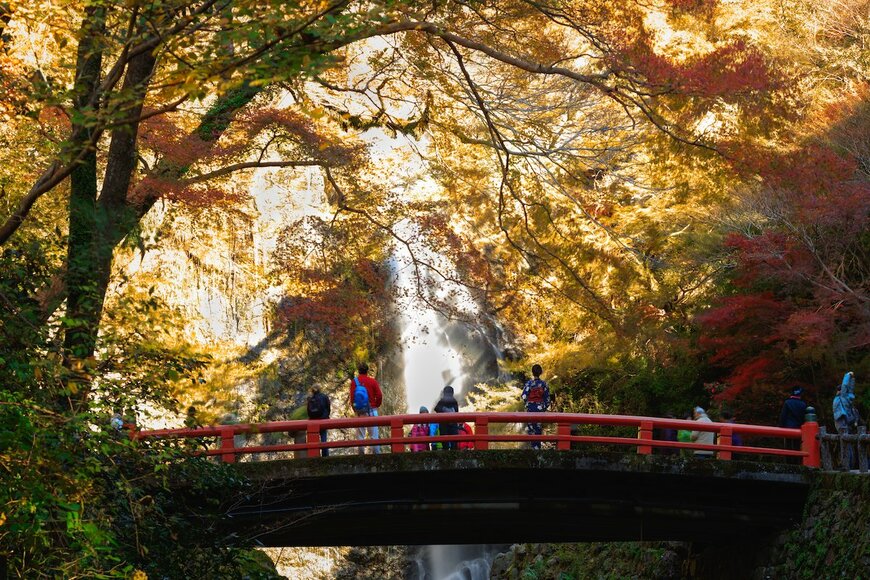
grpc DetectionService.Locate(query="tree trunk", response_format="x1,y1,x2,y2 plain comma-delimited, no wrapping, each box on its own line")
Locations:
64,34,156,406
63,6,106,373
62,72,259,408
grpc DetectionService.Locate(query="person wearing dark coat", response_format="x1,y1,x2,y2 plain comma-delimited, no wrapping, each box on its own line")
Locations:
521,364,550,449
307,387,331,456
779,386,807,462
654,412,680,455
434,385,460,450
779,386,807,428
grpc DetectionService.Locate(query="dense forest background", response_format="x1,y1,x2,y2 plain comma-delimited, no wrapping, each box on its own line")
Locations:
0,0,867,576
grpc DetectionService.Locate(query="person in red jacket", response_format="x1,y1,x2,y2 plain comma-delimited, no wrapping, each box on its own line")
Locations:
349,362,383,454
458,423,474,450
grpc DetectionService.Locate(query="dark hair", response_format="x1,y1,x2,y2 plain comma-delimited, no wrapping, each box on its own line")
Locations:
791,386,803,396
443,385,454,395
531,364,543,377
720,409,733,421
358,362,369,374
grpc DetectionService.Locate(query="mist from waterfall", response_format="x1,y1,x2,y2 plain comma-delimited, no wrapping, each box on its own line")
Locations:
386,220,502,413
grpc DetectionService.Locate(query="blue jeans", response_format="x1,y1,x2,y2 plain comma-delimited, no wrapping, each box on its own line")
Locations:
371,408,381,453
355,408,381,454
320,429,329,457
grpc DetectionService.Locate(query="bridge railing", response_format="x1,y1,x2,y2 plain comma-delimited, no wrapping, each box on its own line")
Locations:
819,426,870,472
134,412,821,467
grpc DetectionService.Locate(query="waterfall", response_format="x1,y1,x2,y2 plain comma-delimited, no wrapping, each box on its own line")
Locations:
382,220,506,579
409,545,503,580
385,220,502,413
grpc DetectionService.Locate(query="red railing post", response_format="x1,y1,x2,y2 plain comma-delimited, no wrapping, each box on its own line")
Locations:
391,418,405,453
306,422,321,458
221,427,236,463
801,420,820,468
637,421,653,455
719,426,732,460
475,417,489,450
557,422,571,451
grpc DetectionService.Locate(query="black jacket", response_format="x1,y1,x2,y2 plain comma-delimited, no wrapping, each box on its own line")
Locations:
307,391,331,420
434,394,459,435
779,396,807,428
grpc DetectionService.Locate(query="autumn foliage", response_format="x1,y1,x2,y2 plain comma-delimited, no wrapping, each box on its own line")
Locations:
696,90,870,417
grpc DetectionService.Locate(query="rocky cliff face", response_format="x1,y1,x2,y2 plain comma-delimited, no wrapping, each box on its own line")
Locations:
115,163,326,350
262,546,412,580
754,472,870,579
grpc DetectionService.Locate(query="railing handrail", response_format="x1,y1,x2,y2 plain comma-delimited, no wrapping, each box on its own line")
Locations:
138,412,805,438
133,411,821,468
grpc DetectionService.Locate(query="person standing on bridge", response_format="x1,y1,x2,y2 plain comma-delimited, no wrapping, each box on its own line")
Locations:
834,372,860,434
307,387,331,457
690,407,715,458
521,364,550,449
434,385,460,450
677,412,694,457
779,386,807,429
349,362,383,455
409,406,441,452
833,373,860,470
779,386,807,463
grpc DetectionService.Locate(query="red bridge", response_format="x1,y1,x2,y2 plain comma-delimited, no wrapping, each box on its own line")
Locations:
133,413,823,546
138,411,821,466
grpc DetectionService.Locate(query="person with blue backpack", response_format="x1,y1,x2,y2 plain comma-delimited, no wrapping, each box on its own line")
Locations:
349,362,383,455
521,364,550,449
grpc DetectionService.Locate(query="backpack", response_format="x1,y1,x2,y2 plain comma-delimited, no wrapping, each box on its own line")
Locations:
307,393,324,418
352,377,370,411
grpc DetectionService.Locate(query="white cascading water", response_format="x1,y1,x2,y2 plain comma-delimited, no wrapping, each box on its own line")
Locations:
385,220,505,580
386,220,502,413
390,251,466,412
408,544,508,580
422,545,502,580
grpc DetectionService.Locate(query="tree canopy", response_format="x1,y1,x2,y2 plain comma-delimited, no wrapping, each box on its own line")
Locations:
1,0,868,575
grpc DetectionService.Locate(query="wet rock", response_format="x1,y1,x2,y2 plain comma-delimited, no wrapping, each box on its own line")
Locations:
490,552,511,578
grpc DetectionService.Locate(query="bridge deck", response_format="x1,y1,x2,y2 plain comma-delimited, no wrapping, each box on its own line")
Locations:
225,450,811,547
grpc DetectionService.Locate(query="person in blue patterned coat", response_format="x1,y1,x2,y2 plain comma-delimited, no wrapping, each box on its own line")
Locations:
521,364,550,449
